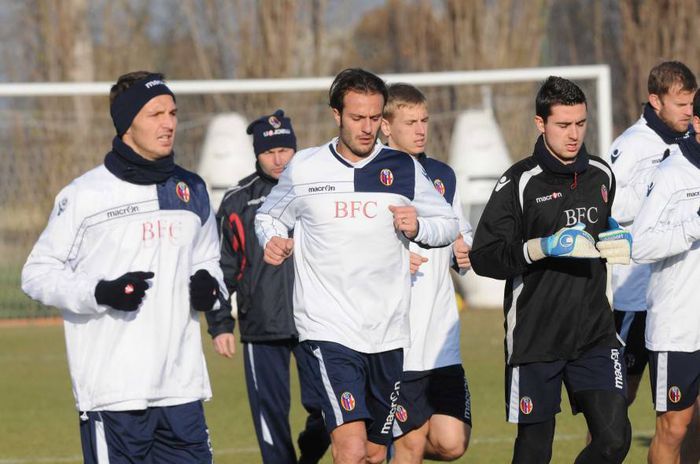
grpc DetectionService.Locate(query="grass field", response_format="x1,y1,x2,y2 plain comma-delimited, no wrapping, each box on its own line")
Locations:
0,309,656,463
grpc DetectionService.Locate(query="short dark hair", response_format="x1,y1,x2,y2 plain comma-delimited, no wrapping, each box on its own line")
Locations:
329,68,388,113
648,61,697,96
383,83,427,121
109,71,163,105
535,76,587,121
694,89,700,118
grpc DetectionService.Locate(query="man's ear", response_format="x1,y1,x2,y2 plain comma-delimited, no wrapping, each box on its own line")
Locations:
332,108,341,128
648,93,662,112
534,115,545,134
380,118,391,138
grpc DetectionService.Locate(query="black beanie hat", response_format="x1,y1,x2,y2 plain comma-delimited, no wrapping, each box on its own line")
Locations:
246,109,297,156
110,74,176,136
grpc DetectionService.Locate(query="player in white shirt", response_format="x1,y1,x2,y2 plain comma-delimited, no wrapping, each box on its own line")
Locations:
632,88,700,464
380,83,473,463
255,69,459,464
21,71,226,463
608,61,697,409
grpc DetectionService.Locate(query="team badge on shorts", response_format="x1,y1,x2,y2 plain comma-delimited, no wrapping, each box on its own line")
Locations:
520,396,534,415
268,115,281,129
340,392,356,411
380,169,394,186
433,178,446,196
668,386,682,404
395,405,408,423
601,184,608,203
176,181,191,203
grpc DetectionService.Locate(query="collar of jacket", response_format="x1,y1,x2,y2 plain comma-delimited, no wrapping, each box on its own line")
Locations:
533,134,589,176
679,135,700,169
643,103,688,145
255,161,280,184
104,136,175,185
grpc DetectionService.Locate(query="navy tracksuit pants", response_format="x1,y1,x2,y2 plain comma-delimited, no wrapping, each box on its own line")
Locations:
243,340,330,464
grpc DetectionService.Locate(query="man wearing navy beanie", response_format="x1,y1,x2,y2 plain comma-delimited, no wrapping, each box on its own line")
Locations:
22,71,226,463
206,110,329,464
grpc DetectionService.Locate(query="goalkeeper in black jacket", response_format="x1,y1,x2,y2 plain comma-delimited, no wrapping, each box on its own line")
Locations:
470,77,632,464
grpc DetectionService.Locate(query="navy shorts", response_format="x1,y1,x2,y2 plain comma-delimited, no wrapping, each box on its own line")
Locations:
392,364,472,438
614,309,648,376
649,350,700,412
296,340,403,445
79,401,212,464
505,346,627,423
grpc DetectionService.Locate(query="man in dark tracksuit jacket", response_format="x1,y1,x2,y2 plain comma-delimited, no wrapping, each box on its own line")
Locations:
205,110,329,464
470,77,631,464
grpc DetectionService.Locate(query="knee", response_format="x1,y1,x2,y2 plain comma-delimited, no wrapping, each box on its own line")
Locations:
430,436,468,461
396,432,427,458
332,437,366,463
365,445,387,464
595,419,631,463
657,415,690,445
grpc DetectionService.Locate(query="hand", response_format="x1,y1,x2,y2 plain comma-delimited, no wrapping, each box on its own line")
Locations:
409,252,428,274
95,271,154,311
213,333,236,358
189,269,220,312
264,236,294,265
453,235,471,270
596,217,632,265
389,205,418,239
526,223,600,261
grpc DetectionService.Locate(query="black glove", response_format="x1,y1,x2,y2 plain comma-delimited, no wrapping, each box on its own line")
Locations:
189,269,220,312
95,271,154,311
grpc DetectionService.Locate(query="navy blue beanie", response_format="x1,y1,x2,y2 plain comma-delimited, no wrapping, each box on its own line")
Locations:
110,74,176,136
246,109,297,156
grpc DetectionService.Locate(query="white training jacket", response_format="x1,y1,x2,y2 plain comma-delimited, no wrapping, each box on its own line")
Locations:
22,165,226,412
404,155,473,372
608,115,676,311
632,149,700,352
255,140,459,354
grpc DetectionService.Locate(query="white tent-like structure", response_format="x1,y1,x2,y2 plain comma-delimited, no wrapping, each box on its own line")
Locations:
450,93,511,309
196,113,256,210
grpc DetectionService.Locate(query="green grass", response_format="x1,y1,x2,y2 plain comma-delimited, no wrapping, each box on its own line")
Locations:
0,309,655,463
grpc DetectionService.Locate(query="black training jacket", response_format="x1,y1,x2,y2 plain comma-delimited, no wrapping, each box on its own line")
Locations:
205,167,297,343
470,136,620,365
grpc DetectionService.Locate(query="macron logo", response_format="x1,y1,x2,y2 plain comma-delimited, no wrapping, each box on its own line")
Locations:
536,192,563,203
144,79,165,89
495,176,511,192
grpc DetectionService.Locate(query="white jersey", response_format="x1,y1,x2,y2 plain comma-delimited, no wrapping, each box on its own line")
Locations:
22,165,227,411
255,140,459,354
404,154,473,372
631,147,700,352
608,113,677,311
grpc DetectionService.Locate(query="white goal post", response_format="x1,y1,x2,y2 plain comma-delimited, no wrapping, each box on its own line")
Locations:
0,65,612,156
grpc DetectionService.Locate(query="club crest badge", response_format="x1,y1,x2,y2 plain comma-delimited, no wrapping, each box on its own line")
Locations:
380,168,394,186
433,178,446,196
176,181,191,203
668,386,682,404
520,396,533,415
601,184,608,203
395,405,408,422
340,392,355,411
268,115,281,129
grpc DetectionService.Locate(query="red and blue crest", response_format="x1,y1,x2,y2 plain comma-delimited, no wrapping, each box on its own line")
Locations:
520,396,533,415
433,178,446,196
340,392,355,411
395,405,408,423
668,386,682,404
380,168,394,186
176,181,191,203
268,115,281,129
